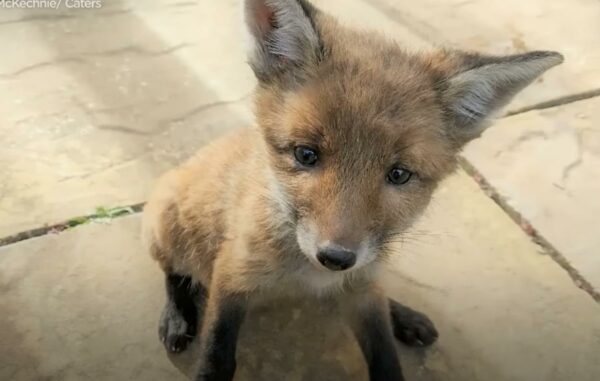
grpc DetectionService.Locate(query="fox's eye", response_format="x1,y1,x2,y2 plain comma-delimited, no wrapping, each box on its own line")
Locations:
294,146,319,167
387,167,412,185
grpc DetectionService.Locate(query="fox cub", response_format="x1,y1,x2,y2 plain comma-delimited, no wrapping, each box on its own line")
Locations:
143,0,562,379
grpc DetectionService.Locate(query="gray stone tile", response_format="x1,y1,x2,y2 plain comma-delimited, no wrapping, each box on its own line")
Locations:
462,97,600,292
0,0,255,236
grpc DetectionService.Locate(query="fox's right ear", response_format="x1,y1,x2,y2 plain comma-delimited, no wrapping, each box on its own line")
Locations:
244,0,322,83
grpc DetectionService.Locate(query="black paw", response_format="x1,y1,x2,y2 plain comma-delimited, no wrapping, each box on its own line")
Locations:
390,301,439,347
158,303,196,353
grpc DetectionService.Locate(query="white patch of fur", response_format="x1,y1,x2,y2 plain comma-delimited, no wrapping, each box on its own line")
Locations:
353,239,377,268
296,265,348,293
295,261,379,297
266,167,293,221
297,223,377,271
296,219,378,292
296,219,319,263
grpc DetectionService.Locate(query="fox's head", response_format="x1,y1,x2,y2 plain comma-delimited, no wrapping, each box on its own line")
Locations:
244,0,562,272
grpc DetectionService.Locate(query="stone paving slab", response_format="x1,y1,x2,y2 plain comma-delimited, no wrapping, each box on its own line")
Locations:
365,0,600,112
2,171,599,381
462,97,600,293
0,215,186,381
0,0,255,237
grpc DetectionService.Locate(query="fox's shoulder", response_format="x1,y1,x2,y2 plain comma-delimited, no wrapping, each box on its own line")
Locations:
154,127,259,196
142,127,264,264
144,126,265,229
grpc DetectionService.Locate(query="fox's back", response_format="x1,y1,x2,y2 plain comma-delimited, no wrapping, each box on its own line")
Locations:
142,127,266,282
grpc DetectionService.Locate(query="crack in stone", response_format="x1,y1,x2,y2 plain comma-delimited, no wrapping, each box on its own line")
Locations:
57,152,150,183
561,130,584,183
77,95,250,137
13,111,68,126
83,43,192,58
95,124,153,136
0,57,86,79
169,1,198,8
494,130,548,158
157,93,252,130
0,43,191,80
70,95,153,116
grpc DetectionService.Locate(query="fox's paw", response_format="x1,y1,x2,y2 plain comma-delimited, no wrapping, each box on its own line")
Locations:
390,300,438,347
158,303,196,353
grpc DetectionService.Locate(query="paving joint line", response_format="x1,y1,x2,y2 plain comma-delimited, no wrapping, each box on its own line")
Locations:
506,88,600,117
458,157,600,304
0,203,146,248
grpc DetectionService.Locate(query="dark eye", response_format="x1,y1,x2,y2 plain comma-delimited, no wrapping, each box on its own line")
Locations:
387,167,413,185
294,146,319,167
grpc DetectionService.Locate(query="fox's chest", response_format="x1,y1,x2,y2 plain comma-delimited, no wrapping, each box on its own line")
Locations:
254,260,371,301
294,265,348,294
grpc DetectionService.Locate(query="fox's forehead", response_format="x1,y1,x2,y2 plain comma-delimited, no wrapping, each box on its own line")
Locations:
300,37,446,130
282,73,454,180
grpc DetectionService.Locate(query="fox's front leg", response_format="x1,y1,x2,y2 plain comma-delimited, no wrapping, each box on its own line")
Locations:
159,273,206,353
192,272,248,381
348,291,405,381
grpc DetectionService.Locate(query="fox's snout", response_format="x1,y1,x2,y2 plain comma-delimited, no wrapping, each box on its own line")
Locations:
296,216,374,272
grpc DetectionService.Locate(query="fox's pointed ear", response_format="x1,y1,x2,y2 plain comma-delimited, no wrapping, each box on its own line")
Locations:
439,51,563,144
244,0,322,83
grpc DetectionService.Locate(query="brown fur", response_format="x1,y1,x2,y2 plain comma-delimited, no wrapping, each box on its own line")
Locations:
143,1,562,379
144,15,457,294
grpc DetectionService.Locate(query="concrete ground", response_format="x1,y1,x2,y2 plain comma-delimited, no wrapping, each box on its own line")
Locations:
1,0,599,380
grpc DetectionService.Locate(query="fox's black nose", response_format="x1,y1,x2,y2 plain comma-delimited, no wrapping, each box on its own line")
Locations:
317,248,356,271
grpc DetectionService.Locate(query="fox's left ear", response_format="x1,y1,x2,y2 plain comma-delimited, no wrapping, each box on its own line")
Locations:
439,50,563,145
